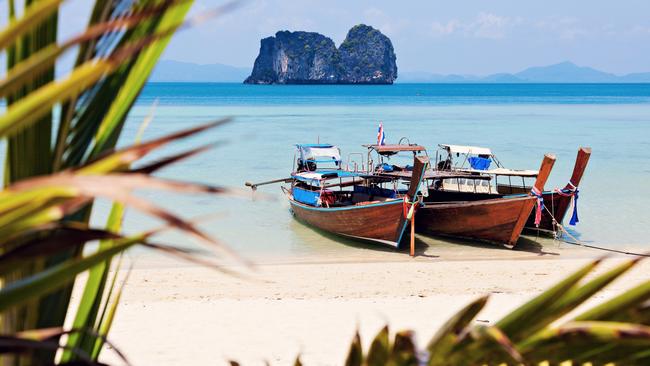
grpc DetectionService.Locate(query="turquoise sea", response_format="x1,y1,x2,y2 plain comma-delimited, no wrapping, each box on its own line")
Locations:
80,83,650,258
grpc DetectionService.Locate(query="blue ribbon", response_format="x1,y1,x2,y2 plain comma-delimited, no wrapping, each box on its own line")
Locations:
568,188,579,226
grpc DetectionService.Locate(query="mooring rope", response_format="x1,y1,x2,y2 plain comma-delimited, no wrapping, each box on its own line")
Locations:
541,205,650,257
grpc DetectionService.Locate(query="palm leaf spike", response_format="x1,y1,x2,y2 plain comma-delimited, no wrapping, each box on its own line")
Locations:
293,355,303,366
518,321,650,364
495,258,601,342
573,280,650,323
426,295,488,365
60,204,128,362
366,326,390,366
88,261,132,362
390,330,417,366
444,325,522,365
513,257,643,344
77,118,230,175
344,331,363,366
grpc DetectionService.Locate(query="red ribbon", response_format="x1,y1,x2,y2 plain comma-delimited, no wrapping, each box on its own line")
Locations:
531,186,544,227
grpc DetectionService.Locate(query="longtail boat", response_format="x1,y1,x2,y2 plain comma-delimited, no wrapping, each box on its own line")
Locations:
435,144,591,234
417,155,555,247
368,143,556,248
248,144,429,248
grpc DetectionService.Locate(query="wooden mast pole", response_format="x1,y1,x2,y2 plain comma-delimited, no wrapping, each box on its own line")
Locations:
410,212,415,257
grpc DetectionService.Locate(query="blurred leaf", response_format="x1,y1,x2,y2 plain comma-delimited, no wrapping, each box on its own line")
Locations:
520,321,650,363
90,1,193,157
495,259,600,341
0,225,119,276
427,295,488,365
0,0,64,50
0,235,145,312
293,355,303,366
574,280,650,323
79,118,229,175
390,330,417,366
366,326,390,366
345,331,363,366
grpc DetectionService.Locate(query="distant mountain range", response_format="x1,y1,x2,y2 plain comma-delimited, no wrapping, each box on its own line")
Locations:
398,62,650,83
150,60,650,83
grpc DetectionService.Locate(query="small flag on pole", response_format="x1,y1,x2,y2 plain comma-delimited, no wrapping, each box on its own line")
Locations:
377,121,386,145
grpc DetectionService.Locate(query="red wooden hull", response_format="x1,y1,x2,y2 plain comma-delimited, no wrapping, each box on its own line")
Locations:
289,198,408,247
416,196,535,247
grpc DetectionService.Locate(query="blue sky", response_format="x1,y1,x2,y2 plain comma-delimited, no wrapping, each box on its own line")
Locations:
2,0,650,75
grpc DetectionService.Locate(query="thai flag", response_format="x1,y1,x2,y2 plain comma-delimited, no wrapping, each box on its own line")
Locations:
377,122,386,145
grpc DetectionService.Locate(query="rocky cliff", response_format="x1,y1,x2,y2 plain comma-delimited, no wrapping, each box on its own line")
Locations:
244,24,397,84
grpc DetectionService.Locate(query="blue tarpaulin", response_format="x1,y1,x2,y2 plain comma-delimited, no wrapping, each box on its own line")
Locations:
292,187,320,206
469,157,491,170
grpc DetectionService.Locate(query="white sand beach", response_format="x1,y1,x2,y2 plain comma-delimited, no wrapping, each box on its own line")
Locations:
97,243,650,365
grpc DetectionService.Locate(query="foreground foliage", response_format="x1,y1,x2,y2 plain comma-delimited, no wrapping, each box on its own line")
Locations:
340,257,650,366
0,0,240,364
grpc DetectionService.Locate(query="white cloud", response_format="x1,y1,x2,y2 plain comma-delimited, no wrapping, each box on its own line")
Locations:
535,17,588,40
430,19,461,37
626,25,650,36
361,7,408,37
429,13,522,39
473,13,522,39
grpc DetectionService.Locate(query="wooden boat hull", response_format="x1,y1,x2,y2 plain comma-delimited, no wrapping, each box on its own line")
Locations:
416,196,535,247
289,198,407,247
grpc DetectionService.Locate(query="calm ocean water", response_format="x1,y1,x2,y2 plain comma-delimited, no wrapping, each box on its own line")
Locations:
10,83,650,259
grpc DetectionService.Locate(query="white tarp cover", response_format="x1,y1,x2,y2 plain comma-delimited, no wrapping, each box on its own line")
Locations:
300,146,341,162
440,144,493,156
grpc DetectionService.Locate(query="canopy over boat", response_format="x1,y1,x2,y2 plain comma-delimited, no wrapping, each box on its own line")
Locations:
379,169,490,181
439,144,493,156
292,170,363,182
364,144,426,156
480,167,539,177
296,144,341,163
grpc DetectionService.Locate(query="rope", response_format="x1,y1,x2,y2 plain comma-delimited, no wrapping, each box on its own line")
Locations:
541,205,650,257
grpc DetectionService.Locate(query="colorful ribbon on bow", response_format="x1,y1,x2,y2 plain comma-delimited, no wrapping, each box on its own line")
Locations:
403,196,419,219
531,186,544,227
554,181,579,226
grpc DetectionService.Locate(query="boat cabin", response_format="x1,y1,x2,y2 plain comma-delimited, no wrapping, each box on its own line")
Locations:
290,144,400,208
363,141,427,173
435,144,539,195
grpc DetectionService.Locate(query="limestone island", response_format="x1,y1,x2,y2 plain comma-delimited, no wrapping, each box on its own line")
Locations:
244,24,397,84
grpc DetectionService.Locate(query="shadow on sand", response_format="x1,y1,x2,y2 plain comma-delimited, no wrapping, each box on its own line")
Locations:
290,217,561,259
